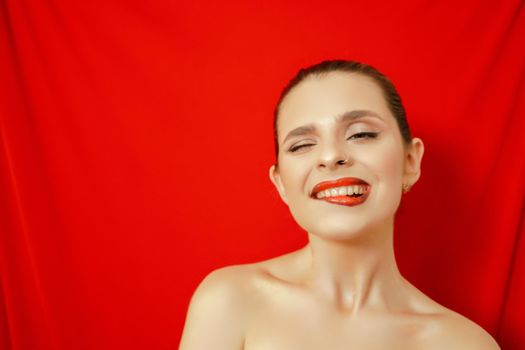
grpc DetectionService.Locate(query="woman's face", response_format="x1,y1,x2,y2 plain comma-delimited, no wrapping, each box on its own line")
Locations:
269,72,424,241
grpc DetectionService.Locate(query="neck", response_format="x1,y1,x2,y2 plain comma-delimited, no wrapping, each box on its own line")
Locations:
298,218,408,316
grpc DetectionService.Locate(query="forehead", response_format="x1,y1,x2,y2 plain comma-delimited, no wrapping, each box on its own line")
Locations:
278,72,394,140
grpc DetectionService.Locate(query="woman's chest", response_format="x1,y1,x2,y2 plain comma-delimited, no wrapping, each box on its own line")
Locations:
243,302,431,350
244,324,424,350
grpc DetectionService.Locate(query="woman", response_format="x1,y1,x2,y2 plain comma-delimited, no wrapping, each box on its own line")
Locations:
179,60,501,350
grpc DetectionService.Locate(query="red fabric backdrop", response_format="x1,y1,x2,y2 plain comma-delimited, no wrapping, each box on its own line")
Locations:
1,0,524,349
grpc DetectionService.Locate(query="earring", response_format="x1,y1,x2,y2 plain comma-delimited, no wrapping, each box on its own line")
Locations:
402,183,412,194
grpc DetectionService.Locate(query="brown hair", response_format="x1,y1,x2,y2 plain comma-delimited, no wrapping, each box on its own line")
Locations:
273,59,412,167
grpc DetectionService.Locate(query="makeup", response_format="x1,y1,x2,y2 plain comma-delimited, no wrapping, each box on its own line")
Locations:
310,177,371,207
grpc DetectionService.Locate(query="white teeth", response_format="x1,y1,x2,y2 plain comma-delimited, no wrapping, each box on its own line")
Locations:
315,185,368,199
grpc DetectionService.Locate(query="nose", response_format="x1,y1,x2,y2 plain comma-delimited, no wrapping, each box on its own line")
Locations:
317,140,353,171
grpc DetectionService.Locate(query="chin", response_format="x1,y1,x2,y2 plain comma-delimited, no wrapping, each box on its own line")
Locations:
289,204,398,242
308,221,376,241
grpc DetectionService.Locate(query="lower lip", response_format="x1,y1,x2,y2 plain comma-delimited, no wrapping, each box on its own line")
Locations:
317,192,370,207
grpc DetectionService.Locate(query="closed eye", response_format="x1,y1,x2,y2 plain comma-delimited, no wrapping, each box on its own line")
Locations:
289,143,315,152
288,132,379,153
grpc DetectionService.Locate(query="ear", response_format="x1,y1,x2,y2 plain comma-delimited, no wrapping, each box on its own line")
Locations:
269,164,288,205
403,137,425,187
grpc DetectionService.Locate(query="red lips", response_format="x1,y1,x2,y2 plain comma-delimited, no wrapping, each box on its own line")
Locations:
310,177,370,198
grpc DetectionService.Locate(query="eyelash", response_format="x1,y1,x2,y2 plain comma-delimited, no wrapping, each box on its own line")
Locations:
288,132,379,153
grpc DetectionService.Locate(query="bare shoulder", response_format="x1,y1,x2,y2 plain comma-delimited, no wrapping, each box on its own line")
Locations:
178,264,263,350
184,265,248,314
424,309,501,350
400,280,501,350
186,257,290,310
193,264,256,297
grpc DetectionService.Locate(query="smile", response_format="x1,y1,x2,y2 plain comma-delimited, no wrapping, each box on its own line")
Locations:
310,177,371,207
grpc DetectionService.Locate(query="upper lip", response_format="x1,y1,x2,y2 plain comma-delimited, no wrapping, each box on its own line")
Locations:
310,177,370,198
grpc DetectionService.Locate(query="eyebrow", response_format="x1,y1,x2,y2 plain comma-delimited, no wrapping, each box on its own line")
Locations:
281,110,384,145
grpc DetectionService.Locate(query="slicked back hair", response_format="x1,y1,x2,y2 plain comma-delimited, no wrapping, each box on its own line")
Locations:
273,60,412,168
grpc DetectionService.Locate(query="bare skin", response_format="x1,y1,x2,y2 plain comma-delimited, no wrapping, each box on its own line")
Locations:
179,72,501,350
180,250,500,350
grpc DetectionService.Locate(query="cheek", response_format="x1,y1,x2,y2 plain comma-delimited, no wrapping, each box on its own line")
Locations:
280,161,309,196
361,142,404,187
382,151,404,181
